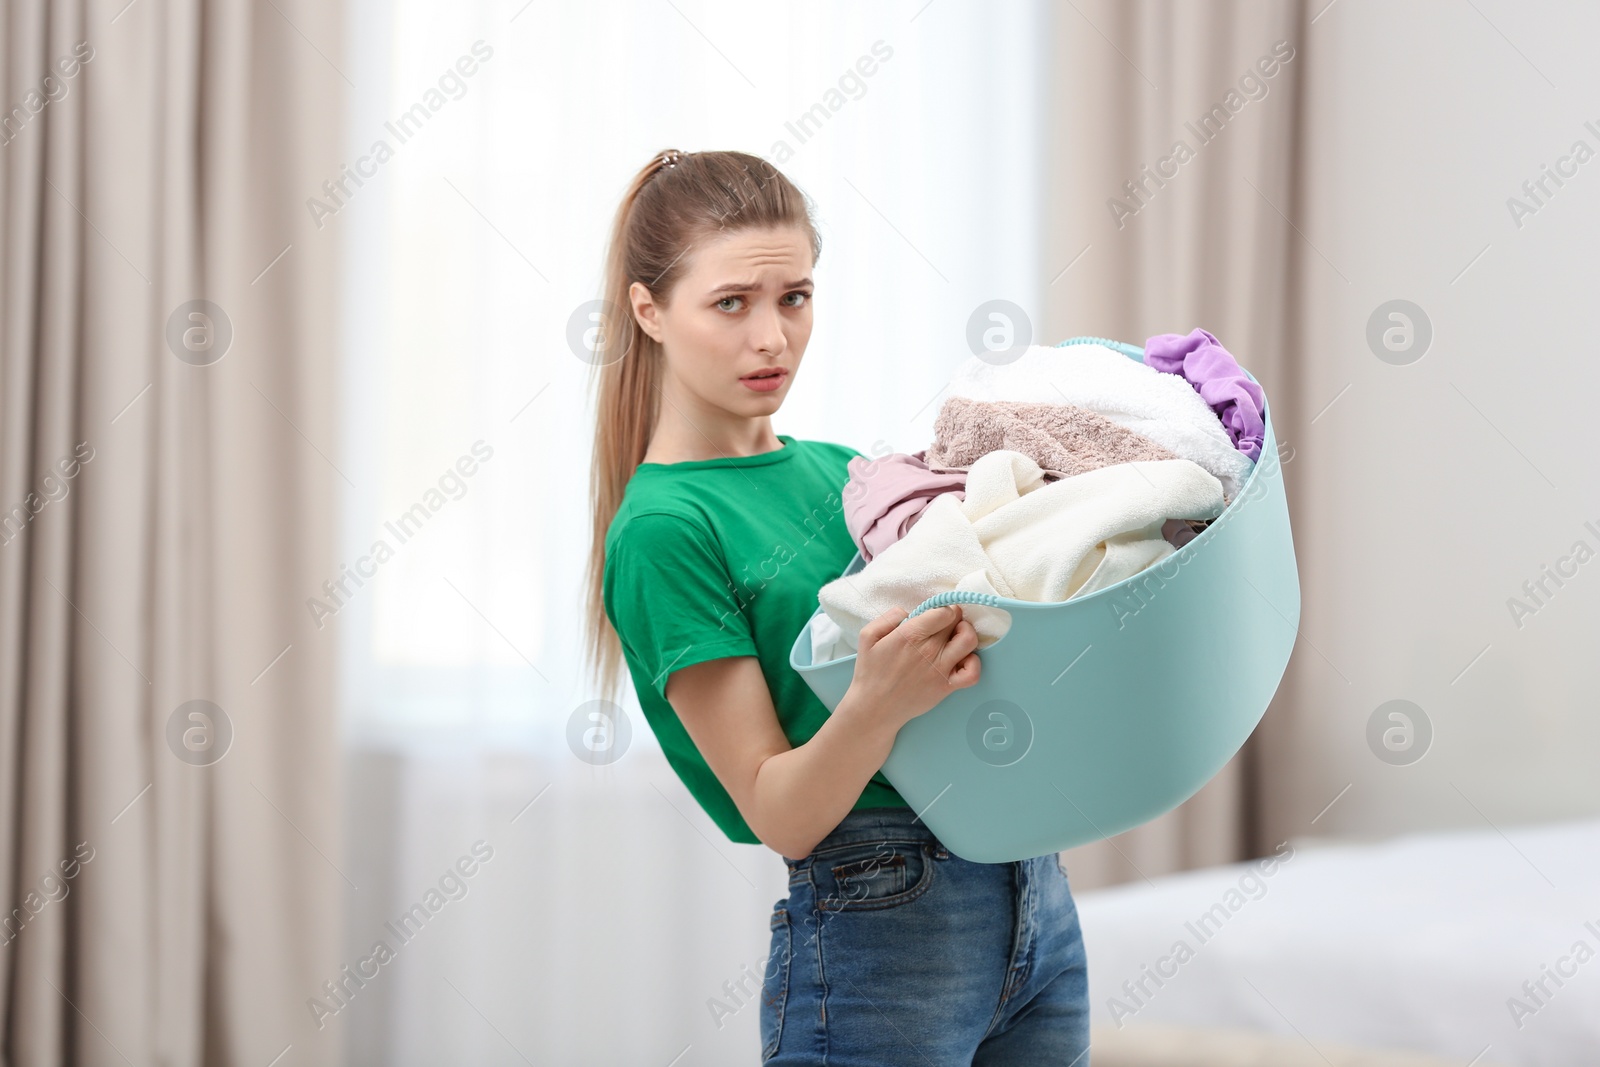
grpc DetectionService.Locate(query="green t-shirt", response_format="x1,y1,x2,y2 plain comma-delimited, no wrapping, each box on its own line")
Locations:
602,434,910,845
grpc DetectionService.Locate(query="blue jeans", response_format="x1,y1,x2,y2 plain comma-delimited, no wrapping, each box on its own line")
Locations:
760,806,1090,1065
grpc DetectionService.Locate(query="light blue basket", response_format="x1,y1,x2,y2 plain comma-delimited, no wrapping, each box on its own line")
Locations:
788,336,1300,863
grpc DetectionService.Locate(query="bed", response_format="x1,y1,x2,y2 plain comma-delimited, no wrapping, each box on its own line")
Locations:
1073,815,1600,1066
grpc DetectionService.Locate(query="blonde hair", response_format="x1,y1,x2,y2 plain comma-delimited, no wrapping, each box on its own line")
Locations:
583,149,822,702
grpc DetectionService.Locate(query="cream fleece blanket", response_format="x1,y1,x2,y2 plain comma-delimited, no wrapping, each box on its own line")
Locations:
945,343,1254,500
817,450,1224,650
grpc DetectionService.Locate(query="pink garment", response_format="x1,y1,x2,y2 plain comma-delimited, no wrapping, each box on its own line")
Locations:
841,451,967,562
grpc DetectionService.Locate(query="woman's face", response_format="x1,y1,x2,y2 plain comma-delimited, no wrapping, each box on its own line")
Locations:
630,225,814,417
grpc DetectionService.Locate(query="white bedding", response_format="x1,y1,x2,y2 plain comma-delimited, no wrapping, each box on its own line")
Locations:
1074,816,1600,1067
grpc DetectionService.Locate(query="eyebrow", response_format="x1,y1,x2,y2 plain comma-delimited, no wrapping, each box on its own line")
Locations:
707,278,813,295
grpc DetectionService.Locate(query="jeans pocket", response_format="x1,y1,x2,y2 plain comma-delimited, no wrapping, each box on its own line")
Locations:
760,906,790,1061
816,840,935,912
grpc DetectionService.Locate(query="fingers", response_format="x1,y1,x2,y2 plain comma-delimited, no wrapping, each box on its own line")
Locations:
933,619,980,675
946,652,981,688
857,606,908,649
862,604,977,690
902,603,963,639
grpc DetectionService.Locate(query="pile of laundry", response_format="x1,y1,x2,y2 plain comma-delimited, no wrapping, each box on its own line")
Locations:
808,329,1264,663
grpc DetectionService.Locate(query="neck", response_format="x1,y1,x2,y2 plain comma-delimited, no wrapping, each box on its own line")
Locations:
644,382,780,463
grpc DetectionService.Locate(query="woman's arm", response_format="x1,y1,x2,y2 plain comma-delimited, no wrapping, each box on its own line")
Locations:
664,604,980,860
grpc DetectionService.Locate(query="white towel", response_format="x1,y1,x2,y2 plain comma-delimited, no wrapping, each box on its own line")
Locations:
807,611,846,664
945,343,1254,500
818,450,1224,650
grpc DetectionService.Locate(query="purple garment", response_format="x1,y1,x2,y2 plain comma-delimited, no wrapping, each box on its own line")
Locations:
842,450,967,562
1144,328,1265,463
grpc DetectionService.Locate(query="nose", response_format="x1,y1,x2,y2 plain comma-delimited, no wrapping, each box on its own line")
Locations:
750,303,786,357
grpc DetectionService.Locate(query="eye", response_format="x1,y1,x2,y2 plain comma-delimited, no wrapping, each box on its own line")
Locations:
783,290,813,308
716,296,745,313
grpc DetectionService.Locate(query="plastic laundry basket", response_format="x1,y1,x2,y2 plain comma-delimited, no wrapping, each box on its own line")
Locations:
788,336,1300,863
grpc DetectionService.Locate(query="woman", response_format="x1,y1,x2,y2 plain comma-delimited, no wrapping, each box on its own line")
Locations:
584,148,1090,1064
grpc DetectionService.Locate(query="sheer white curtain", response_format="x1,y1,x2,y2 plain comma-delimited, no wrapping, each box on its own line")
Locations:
334,1,1047,1062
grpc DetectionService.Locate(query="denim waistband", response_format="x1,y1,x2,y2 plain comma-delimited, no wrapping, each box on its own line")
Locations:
814,804,939,850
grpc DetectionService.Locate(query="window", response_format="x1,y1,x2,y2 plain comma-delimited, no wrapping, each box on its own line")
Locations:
337,0,1047,751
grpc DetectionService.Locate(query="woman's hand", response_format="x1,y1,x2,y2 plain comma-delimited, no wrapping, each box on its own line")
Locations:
847,604,981,730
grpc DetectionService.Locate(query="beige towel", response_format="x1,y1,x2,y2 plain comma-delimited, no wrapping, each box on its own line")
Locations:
926,396,1179,480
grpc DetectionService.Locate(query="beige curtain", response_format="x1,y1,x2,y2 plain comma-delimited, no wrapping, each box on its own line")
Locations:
1044,0,1311,890
1,1,343,1063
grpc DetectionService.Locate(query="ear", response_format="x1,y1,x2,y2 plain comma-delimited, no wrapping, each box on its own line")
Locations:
629,281,663,343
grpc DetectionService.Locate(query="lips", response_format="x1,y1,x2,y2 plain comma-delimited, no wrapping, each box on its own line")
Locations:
740,367,788,392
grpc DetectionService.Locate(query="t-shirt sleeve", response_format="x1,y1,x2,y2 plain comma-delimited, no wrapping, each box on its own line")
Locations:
603,511,759,702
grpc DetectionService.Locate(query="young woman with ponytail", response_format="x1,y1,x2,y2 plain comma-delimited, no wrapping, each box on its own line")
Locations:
584,148,1090,1063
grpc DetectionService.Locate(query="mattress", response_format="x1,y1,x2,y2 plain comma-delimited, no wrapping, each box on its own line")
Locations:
1090,1021,1512,1067
1074,816,1600,1066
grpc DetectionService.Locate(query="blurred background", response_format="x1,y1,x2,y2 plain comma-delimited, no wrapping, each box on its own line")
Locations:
2,0,1597,1064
